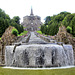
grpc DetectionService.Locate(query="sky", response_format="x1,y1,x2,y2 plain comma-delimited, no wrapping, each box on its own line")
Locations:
0,0,75,23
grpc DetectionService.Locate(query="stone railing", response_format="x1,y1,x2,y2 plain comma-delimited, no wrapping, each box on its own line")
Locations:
35,32,63,45
12,33,31,45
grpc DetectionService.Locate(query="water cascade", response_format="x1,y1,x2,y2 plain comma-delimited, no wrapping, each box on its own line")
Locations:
5,32,74,68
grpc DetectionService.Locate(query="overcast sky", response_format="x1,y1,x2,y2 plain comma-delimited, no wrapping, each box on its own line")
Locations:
0,0,75,23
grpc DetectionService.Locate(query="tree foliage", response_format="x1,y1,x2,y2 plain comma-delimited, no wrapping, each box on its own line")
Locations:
66,26,72,34
0,8,24,37
12,28,19,36
41,11,75,37
44,16,51,25
0,9,9,37
10,19,24,34
71,16,75,36
13,16,20,24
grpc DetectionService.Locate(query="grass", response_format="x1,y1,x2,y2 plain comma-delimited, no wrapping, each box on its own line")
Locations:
0,67,75,75
38,27,41,29
0,38,1,40
36,31,42,34
18,31,28,36
23,27,26,29
36,31,48,36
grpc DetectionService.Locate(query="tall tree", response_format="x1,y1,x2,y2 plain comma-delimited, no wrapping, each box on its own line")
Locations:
62,14,74,27
41,11,72,36
71,16,75,36
44,16,51,25
0,9,9,37
13,16,20,24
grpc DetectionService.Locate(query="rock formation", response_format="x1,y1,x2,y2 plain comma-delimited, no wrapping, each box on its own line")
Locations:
0,26,17,64
55,25,75,64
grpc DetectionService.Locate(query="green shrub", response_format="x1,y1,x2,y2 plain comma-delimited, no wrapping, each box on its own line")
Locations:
18,31,28,36
36,31,42,34
12,28,19,36
66,26,72,33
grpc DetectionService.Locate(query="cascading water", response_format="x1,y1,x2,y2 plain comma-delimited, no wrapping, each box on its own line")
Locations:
5,32,74,68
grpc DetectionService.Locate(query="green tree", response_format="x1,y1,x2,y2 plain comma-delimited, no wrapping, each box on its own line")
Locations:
0,8,24,37
44,16,51,25
0,18,9,37
62,14,74,27
66,26,72,34
60,11,71,17
40,11,71,36
0,8,6,18
5,14,10,20
13,16,20,24
54,14,64,22
71,16,75,36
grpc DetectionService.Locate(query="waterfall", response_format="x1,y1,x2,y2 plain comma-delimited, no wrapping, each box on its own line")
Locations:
5,44,74,67
5,32,74,68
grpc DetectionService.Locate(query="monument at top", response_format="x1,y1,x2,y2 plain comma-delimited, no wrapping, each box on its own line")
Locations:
21,7,42,31
30,7,34,16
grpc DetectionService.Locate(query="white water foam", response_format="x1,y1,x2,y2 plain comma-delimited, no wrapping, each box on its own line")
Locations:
3,66,75,70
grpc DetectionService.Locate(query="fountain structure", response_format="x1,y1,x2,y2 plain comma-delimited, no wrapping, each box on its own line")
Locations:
5,32,74,68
